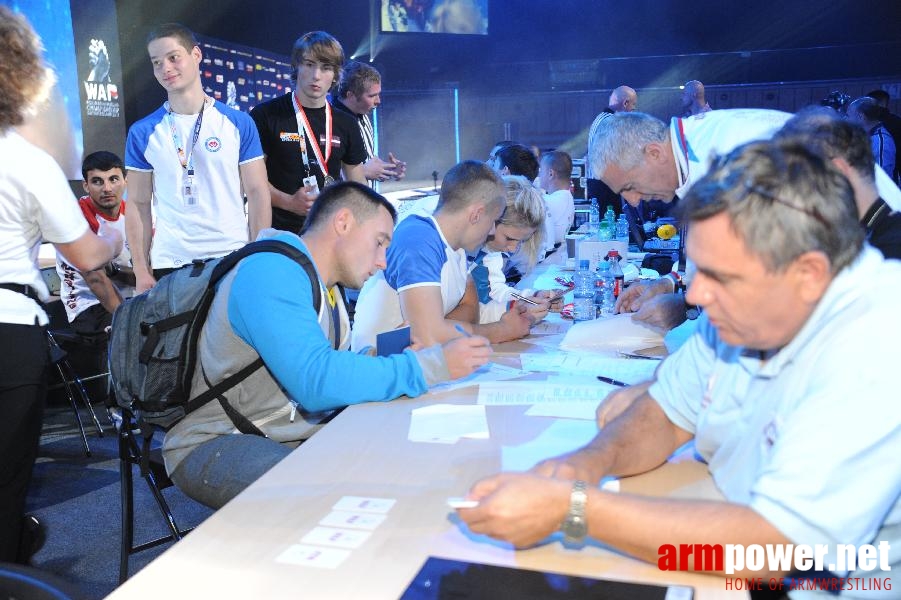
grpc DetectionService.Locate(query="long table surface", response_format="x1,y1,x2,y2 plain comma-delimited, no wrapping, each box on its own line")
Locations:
108,260,746,600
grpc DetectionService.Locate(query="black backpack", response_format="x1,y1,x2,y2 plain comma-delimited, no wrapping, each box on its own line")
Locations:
109,239,320,434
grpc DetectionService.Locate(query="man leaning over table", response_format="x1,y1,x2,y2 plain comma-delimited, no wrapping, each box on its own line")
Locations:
163,182,491,509
352,160,533,350
598,109,901,334
457,140,901,592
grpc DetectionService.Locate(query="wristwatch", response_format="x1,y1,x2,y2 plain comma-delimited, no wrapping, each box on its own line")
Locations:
561,480,589,545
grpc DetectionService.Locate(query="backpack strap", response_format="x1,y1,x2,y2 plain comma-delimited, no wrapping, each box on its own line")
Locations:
181,239,322,432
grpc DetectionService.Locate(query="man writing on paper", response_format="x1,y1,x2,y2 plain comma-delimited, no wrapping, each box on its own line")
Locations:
457,140,901,585
352,161,533,350
601,110,901,334
164,182,491,509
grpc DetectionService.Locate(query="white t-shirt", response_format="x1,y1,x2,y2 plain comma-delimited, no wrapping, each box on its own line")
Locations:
544,189,575,246
0,131,88,325
124,99,264,269
56,197,133,322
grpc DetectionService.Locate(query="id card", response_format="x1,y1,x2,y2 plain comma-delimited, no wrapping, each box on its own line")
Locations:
303,175,320,195
183,172,199,207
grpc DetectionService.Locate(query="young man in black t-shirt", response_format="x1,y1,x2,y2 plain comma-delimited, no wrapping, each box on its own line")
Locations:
251,31,367,233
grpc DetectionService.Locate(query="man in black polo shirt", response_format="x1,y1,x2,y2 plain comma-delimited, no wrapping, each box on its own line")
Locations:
332,61,407,188
251,31,367,233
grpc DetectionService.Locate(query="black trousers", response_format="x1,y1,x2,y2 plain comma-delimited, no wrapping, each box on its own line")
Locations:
0,322,48,562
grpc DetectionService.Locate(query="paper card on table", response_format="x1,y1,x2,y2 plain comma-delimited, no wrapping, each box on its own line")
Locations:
560,313,663,353
332,496,396,514
301,526,371,549
319,510,387,531
428,362,526,394
477,380,618,406
501,419,598,472
520,353,658,383
275,544,350,569
408,404,489,444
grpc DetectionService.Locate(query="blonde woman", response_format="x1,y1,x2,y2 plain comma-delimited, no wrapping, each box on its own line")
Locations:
470,176,561,324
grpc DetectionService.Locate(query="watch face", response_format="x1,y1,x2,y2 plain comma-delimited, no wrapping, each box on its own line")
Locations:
563,515,588,540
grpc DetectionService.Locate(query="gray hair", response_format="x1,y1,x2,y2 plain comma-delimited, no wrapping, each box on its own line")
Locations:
588,111,668,178
679,139,863,274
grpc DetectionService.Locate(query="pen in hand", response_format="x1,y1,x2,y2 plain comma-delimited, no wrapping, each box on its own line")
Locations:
510,291,540,306
454,324,473,338
596,375,628,387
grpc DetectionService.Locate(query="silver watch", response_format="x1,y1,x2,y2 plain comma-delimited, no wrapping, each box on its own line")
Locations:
561,480,588,545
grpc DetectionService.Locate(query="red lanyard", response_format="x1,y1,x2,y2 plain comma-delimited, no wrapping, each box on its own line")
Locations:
292,93,332,179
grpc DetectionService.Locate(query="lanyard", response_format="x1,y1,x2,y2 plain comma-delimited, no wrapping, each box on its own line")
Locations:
675,117,691,185
360,114,375,160
293,93,332,179
165,98,206,173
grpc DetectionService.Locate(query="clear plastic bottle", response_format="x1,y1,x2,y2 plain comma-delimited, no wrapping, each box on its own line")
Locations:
588,198,600,226
606,250,625,298
594,259,616,318
615,213,629,243
572,259,596,322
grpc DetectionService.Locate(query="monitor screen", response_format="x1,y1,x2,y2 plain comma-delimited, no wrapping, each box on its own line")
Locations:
381,0,488,35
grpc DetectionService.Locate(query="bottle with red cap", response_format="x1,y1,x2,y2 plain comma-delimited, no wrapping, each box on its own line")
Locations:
606,250,624,298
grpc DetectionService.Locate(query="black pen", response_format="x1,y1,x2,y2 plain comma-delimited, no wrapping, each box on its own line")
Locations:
596,375,628,387
510,291,539,306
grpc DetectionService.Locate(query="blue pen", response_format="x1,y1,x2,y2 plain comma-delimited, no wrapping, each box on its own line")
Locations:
454,324,473,338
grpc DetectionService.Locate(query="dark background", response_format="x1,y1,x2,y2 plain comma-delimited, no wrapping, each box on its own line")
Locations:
116,0,901,121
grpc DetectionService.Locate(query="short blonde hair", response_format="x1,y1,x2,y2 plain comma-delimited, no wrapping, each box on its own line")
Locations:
0,7,54,130
500,175,546,269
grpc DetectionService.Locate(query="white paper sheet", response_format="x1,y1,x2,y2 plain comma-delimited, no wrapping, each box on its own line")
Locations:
427,362,526,394
408,404,489,444
560,313,663,353
477,380,620,406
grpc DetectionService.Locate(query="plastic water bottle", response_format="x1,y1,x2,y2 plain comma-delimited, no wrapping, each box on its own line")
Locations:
604,205,616,231
606,250,624,298
615,214,629,243
572,259,596,322
588,198,600,228
594,260,616,318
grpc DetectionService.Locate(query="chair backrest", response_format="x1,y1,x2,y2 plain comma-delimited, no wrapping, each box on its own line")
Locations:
0,562,81,600
41,266,61,296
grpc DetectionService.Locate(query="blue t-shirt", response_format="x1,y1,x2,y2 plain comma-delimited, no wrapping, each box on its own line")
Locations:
352,215,469,350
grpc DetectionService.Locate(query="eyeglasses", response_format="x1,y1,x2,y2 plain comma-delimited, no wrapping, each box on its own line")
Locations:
743,180,832,232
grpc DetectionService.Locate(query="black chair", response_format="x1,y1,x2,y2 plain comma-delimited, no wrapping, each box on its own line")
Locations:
114,408,193,583
46,330,107,457
0,562,81,600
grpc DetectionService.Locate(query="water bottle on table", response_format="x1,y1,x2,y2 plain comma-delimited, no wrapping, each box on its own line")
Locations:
572,259,596,322
594,259,616,318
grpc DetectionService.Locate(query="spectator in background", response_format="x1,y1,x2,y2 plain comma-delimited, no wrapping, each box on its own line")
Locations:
820,89,851,115
866,89,901,183
848,96,896,183
585,85,638,218
125,23,270,292
537,150,575,248
333,61,407,187
776,107,901,260
489,143,539,182
680,80,713,117
250,31,367,234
